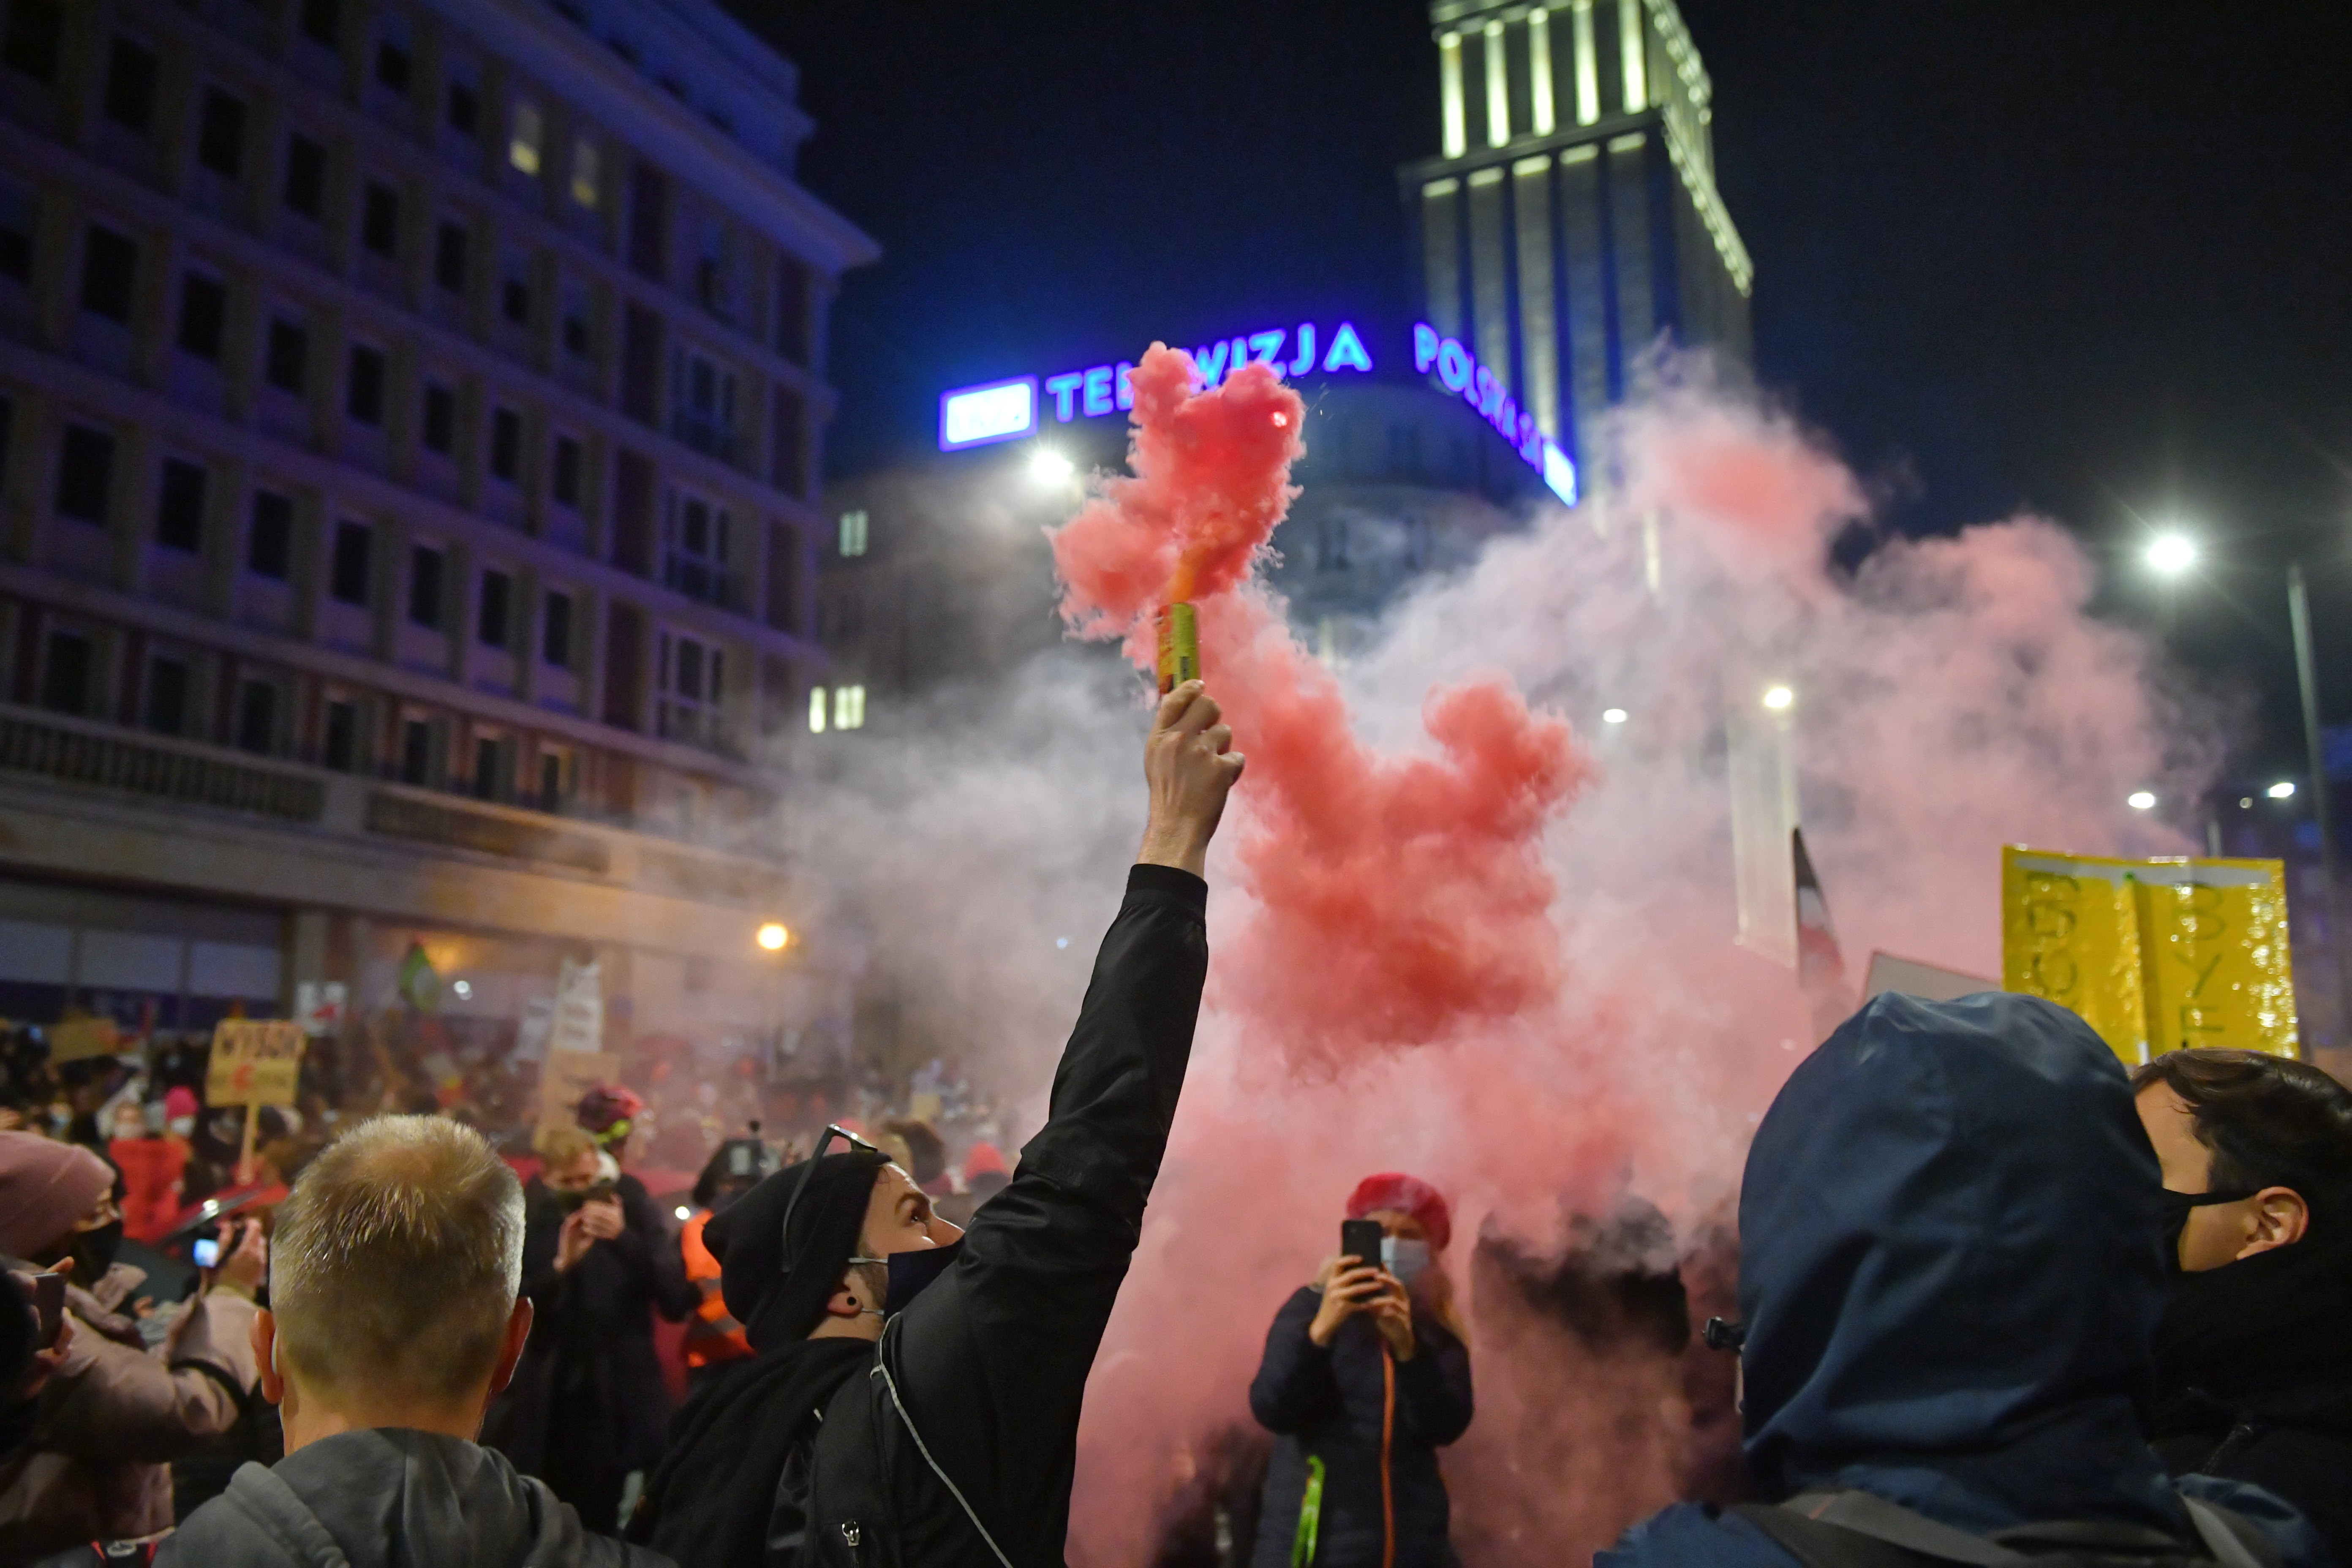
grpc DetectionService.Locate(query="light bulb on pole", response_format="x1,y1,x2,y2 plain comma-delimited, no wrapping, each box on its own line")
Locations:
2145,534,2197,577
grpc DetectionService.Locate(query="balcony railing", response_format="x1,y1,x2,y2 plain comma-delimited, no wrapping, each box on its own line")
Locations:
0,709,325,822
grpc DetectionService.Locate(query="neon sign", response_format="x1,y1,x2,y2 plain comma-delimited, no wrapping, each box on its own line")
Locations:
935,318,1577,508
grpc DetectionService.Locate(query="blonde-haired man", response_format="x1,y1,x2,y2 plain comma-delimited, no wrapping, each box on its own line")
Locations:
158,1115,672,1567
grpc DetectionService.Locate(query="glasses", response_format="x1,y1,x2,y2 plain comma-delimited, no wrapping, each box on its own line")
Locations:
777,1124,883,1272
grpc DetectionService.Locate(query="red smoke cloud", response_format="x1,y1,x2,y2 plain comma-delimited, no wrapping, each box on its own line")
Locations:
1051,346,1592,1064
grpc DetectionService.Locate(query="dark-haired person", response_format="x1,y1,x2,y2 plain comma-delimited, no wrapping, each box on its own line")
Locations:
2134,1047,2352,1565
1248,1173,1473,1568
632,680,1243,1568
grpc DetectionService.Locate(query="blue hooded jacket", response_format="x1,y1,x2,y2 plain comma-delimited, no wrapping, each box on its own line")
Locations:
1600,992,2323,1568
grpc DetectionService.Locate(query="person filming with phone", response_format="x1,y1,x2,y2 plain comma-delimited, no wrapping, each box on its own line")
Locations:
1249,1173,1474,1568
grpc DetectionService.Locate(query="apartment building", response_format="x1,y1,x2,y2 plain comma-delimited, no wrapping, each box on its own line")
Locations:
0,0,874,1062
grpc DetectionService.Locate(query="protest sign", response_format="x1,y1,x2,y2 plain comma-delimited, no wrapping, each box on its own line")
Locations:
46,1016,120,1064
539,1049,619,1133
207,1019,308,1182
2002,846,2297,1064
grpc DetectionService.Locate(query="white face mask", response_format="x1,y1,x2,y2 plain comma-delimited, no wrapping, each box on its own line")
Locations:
169,1116,196,1138
1382,1237,1431,1288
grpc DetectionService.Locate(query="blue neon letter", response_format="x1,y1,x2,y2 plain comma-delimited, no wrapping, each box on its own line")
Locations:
1081,365,1114,418
1435,338,1472,392
1044,372,1085,422
1192,340,1230,388
1115,361,1135,411
1290,324,1317,376
1322,321,1373,374
1249,329,1286,367
1413,323,1440,373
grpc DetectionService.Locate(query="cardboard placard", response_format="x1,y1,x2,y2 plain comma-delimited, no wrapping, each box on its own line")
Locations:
205,1020,308,1107
46,1016,121,1064
2001,846,2298,1064
539,1050,619,1133
1865,951,1997,1005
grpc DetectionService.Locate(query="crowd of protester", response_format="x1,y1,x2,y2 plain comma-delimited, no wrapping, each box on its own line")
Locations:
0,683,2349,1568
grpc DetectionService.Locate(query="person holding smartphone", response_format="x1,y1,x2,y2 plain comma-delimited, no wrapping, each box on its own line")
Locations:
1249,1173,1475,1568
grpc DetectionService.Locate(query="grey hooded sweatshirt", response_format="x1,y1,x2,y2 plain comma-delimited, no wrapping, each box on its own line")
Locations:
155,1429,674,1568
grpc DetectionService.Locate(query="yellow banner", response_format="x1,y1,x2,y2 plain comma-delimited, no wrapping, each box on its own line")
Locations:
2001,847,2297,1064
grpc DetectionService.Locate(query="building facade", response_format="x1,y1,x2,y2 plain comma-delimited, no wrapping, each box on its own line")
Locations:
0,0,872,1063
1404,0,1752,482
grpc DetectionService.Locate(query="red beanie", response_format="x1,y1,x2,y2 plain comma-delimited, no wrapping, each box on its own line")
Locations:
961,1142,1008,1179
1346,1172,1451,1254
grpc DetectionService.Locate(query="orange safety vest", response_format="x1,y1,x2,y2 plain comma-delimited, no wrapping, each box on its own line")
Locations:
680,1209,754,1369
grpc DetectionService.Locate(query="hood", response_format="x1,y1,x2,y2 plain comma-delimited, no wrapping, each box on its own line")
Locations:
163,1429,638,1567
1739,992,2169,1507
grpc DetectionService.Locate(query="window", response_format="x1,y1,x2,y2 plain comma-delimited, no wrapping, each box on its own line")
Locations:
551,435,583,506
265,318,309,393
373,36,411,94
155,457,206,552
38,630,90,715
105,37,160,132
407,545,442,627
832,685,867,731
79,226,137,323
657,630,723,745
399,716,431,784
837,510,868,558
570,138,599,207
1,0,63,84
501,274,530,325
282,134,327,218
472,735,506,800
55,425,114,523
144,656,189,735
562,310,592,359
361,181,400,256
477,569,509,647
542,591,573,667
420,382,455,454
433,221,468,292
0,182,32,280
694,220,730,317
664,493,729,604
807,686,826,734
177,272,226,359
670,347,737,460
301,0,340,48
508,101,542,174
488,406,520,481
247,489,292,578
235,678,277,754
329,520,371,603
322,699,358,770
445,80,478,136
197,89,248,180
346,344,386,424
538,750,566,807
775,256,811,365
770,384,806,495
627,163,668,280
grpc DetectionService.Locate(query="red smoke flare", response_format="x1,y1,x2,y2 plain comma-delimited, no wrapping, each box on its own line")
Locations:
1052,345,1591,1064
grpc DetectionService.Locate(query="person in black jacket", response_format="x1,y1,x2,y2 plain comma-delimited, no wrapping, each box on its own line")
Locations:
483,1122,697,1533
632,678,1244,1568
1249,1172,1474,1568
2133,1047,2352,1566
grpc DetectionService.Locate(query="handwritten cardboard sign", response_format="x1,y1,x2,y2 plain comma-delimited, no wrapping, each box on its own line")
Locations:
205,1020,308,1107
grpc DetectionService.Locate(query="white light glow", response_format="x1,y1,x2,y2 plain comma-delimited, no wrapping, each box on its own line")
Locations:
1762,686,1794,711
2268,781,2297,800
1603,708,1628,724
1029,449,1073,485
2128,790,2157,811
808,687,827,734
1485,20,1510,147
757,922,789,951
1572,0,1601,125
1528,8,1556,135
2146,534,2197,576
1618,0,1648,111
452,980,471,999
675,1206,691,1221
1439,33,1467,158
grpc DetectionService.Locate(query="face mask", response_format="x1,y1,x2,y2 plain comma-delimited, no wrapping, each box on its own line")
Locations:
69,1219,123,1282
2158,1186,2260,1274
1382,1237,1432,1288
169,1116,195,1138
852,1239,965,1318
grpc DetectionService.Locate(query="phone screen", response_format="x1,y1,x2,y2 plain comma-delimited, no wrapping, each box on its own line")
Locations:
30,1272,63,1349
191,1237,221,1269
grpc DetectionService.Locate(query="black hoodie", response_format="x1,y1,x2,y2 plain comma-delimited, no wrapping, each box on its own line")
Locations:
154,1428,671,1567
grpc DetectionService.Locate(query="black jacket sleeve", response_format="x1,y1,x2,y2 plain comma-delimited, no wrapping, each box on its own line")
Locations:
882,863,1208,1563
1249,1288,1339,1435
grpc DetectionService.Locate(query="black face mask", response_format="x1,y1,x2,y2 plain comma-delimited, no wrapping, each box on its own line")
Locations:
68,1219,123,1283
869,1239,964,1318
2156,1186,2260,1274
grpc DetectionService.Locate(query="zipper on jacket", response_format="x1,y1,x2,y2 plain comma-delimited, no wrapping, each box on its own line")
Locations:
840,1520,864,1565
1380,1345,1396,1568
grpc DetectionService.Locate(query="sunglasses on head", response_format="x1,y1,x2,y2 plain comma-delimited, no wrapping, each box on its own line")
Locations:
777,1124,885,1271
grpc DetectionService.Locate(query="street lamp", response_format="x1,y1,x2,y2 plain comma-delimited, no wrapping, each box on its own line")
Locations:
2269,781,2298,800
1029,449,1074,486
2128,790,2157,811
1762,685,1794,711
1602,707,1628,725
756,922,789,952
2145,534,2198,577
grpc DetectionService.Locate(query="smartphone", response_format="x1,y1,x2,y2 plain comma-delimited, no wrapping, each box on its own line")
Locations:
191,1236,221,1269
30,1271,63,1350
1339,1220,1386,1278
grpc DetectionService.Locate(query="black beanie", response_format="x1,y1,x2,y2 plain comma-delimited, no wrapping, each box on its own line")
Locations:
705,1149,889,1350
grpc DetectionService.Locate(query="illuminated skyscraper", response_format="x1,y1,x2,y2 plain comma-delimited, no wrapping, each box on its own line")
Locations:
1404,0,1752,486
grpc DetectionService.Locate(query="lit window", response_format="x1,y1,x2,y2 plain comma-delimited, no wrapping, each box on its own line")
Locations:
838,510,868,557
656,629,724,747
509,101,542,175
832,684,865,731
570,138,599,207
807,686,826,734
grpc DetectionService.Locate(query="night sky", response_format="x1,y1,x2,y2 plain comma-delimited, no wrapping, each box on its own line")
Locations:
736,2,2352,779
